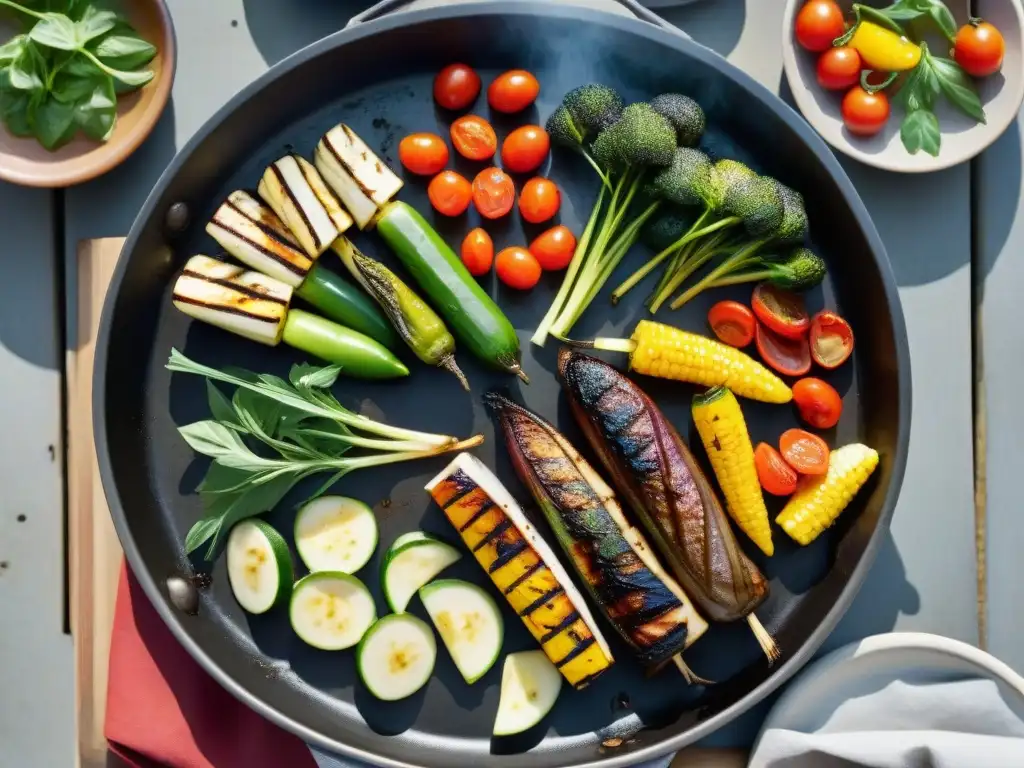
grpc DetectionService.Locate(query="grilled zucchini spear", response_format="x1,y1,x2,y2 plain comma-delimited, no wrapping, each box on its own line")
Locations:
558,350,779,663
315,123,404,230
425,452,615,689
485,393,710,680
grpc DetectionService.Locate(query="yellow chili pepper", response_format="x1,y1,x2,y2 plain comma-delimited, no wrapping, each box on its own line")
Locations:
849,21,922,71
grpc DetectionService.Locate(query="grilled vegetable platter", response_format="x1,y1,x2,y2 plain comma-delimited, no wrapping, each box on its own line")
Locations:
94,6,910,768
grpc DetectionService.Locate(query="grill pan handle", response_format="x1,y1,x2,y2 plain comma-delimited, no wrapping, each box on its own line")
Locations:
346,0,694,40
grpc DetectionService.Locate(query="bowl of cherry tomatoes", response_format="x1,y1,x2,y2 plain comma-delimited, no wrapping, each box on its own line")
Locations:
782,0,1024,172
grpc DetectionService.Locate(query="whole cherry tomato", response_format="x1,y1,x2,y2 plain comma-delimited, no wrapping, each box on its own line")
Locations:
817,46,862,91
398,133,449,176
754,443,799,496
841,86,890,136
792,377,843,429
427,171,472,216
501,125,550,173
795,0,846,52
451,115,497,161
707,300,756,348
433,63,481,110
472,167,516,219
779,429,831,476
518,177,560,224
488,70,540,113
496,247,542,290
461,228,494,277
529,225,576,271
954,19,1005,77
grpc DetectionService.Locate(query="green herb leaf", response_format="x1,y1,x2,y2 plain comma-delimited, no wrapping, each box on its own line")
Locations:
0,86,33,136
178,420,250,461
34,95,76,149
50,67,97,102
206,380,236,425
233,387,287,438
184,514,222,555
73,75,115,140
94,58,152,87
197,463,255,495
198,471,302,558
9,41,45,91
879,0,957,39
29,13,78,50
75,6,117,44
901,109,941,156
92,33,155,70
63,50,98,77
0,35,28,67
930,54,987,123
289,362,341,391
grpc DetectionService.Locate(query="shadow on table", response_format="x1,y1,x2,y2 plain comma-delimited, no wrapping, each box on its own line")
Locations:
241,0,368,66
658,0,746,57
974,117,1022,283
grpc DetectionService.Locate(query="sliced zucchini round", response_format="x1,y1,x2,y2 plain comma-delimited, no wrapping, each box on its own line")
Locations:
382,533,461,613
493,650,563,736
357,613,436,701
420,579,503,684
294,496,378,575
289,571,376,650
225,519,293,614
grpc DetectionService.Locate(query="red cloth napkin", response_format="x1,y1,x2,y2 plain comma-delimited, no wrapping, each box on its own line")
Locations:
105,563,318,768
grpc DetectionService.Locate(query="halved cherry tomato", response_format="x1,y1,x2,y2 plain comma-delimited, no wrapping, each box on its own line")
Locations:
461,228,494,277
792,377,843,429
519,177,560,224
842,86,890,137
954,20,1004,78
488,69,540,113
755,442,799,496
795,0,845,52
752,283,810,339
427,171,472,217
779,428,830,476
755,322,812,376
451,115,497,161
434,63,481,110
817,46,862,91
472,167,515,219
398,133,449,176
496,247,541,290
707,300,755,348
529,225,576,271
809,310,854,369
501,125,550,173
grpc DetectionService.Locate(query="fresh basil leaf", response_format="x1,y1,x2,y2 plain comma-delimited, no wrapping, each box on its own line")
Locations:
34,95,76,149
930,55,987,123
199,471,301,559
0,87,34,136
184,514,222,555
926,6,957,40
50,68,97,102
75,6,117,44
206,380,237,425
233,387,287,437
92,33,155,70
99,60,152,87
29,13,79,51
0,35,28,67
901,109,941,156
63,51,99,77
73,75,115,140
9,42,45,91
289,362,342,391
178,420,249,460
197,463,255,495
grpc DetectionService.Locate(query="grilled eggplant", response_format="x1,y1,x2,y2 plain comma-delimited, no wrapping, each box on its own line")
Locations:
315,123,404,230
558,349,778,662
485,393,708,671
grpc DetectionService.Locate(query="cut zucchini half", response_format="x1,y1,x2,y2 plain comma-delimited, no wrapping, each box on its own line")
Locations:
315,123,403,229
294,496,377,575
420,579,503,684
357,613,436,701
382,532,461,613
493,651,563,737
289,571,376,650
225,519,293,614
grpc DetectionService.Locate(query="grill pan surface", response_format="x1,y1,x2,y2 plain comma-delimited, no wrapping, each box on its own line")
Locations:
94,5,911,766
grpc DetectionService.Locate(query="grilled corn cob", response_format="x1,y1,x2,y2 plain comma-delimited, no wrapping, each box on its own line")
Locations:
692,386,773,556
567,320,792,404
425,452,615,689
776,443,879,545
258,155,352,257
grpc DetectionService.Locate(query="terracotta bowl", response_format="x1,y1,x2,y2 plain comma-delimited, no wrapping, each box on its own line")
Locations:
0,0,175,188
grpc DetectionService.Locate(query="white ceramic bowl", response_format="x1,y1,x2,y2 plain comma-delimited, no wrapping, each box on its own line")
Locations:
781,0,1024,172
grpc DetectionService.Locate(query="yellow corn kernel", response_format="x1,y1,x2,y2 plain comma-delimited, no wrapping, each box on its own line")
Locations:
630,320,792,404
776,444,879,546
692,386,774,556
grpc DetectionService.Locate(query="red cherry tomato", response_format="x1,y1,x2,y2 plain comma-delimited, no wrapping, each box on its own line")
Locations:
809,310,854,369
752,283,810,339
501,125,550,173
398,133,449,176
495,247,542,290
795,0,846,52
755,322,812,377
779,428,831,476
755,442,799,496
529,225,576,271
792,377,843,429
954,20,1005,77
450,115,497,161
842,86,890,137
433,63,481,110
472,167,516,219
461,228,494,277
488,70,540,113
427,171,472,217
707,300,756,348
518,177,560,224
817,46,862,91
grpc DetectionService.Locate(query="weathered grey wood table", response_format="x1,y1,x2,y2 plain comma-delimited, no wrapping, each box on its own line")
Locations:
0,0,990,763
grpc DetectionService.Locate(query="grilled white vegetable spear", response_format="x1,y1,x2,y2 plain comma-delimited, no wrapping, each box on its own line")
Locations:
172,255,408,379
316,123,404,230
206,191,399,350
258,154,352,257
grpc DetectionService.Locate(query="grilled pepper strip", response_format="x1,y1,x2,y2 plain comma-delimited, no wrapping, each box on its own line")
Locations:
486,393,709,673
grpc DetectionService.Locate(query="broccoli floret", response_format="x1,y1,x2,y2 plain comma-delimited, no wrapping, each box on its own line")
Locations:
650,93,705,147
564,84,624,135
647,147,718,208
592,102,676,172
723,174,784,237
770,180,809,245
713,158,756,201
546,104,585,149
760,248,826,290
641,208,694,251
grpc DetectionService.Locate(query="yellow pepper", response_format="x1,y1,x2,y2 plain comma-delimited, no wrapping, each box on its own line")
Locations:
849,21,922,71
